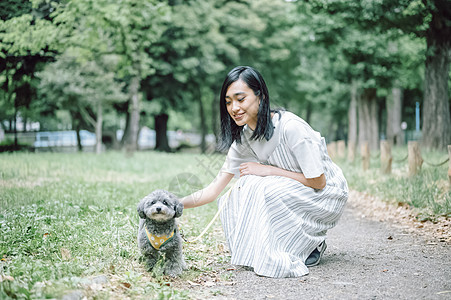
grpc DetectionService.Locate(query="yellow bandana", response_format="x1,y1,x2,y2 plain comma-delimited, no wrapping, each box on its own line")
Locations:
145,227,175,250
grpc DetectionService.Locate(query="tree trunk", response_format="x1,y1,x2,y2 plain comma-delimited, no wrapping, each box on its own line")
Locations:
421,3,451,150
337,140,346,159
370,94,379,151
125,75,141,154
358,88,378,151
448,145,451,183
348,81,358,144
305,101,312,124
13,102,18,147
95,101,103,154
361,141,370,171
335,119,345,141
120,107,130,146
155,113,171,152
348,81,358,162
198,92,207,154
386,87,403,146
71,111,83,152
211,95,220,151
76,129,82,152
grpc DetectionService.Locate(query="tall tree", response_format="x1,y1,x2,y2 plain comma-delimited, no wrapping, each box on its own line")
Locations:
37,53,127,153
52,0,170,153
144,0,234,152
421,0,451,149
307,0,451,150
0,0,58,145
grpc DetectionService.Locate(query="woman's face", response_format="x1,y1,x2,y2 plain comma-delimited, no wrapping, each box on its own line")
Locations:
225,79,260,130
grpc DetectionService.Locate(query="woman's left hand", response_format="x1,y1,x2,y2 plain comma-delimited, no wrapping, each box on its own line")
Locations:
239,162,272,177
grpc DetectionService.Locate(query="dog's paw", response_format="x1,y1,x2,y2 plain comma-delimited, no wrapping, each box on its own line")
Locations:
164,266,183,278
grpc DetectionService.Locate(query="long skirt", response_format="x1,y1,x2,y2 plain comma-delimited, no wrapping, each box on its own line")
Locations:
218,175,348,278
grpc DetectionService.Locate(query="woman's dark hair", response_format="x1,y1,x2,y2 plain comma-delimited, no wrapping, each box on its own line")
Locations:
218,66,274,151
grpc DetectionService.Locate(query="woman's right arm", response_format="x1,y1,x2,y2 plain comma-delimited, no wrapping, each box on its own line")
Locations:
181,171,234,209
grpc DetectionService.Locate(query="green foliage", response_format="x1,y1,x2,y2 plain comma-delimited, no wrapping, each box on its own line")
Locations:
51,0,170,78
0,0,59,137
0,14,57,56
0,0,445,150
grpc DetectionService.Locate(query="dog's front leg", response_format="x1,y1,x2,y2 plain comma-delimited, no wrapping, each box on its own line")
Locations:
163,247,185,277
145,250,160,271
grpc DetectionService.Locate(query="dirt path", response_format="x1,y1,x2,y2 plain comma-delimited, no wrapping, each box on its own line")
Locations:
185,191,451,300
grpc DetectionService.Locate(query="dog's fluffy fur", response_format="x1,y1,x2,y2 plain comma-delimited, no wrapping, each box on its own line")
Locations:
137,189,186,277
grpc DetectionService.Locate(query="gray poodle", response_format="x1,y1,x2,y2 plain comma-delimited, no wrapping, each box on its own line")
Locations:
137,189,186,277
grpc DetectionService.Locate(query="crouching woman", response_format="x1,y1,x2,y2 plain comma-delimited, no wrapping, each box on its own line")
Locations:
181,66,348,278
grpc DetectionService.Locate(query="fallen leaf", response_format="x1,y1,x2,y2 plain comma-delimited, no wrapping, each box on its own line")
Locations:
205,259,214,266
187,280,201,286
437,290,451,295
121,282,131,289
60,248,71,260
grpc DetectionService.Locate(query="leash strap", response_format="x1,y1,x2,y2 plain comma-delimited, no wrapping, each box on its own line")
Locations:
184,184,234,243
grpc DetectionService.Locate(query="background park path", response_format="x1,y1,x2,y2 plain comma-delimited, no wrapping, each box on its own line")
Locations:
185,190,451,300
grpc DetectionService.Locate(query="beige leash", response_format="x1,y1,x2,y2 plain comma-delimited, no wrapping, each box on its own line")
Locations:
182,185,234,243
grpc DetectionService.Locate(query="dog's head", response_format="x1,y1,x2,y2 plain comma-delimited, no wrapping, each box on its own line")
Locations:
137,189,183,222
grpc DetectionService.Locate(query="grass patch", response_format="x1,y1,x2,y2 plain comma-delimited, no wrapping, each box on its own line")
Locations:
0,151,230,299
336,145,450,220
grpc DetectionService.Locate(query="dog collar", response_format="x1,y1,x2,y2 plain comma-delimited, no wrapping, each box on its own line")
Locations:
145,227,175,250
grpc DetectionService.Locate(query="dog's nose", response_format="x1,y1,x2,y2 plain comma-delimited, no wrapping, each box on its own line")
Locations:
156,207,161,213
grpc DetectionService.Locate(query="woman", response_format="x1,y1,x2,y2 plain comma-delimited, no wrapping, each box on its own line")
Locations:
181,66,348,278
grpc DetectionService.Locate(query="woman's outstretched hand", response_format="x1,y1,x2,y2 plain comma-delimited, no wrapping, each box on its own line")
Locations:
239,162,272,177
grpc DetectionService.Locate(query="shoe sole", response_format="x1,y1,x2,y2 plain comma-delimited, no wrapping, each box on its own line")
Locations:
306,242,327,267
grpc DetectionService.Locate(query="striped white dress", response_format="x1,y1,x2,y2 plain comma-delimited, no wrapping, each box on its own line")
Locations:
218,111,348,278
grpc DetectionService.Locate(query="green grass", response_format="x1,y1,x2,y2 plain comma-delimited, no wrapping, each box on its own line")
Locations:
0,151,230,299
336,145,451,220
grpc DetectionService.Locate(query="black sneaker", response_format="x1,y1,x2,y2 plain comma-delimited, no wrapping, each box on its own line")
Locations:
305,241,327,267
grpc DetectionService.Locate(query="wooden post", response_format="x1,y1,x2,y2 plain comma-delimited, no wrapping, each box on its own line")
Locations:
337,140,346,159
380,140,392,174
408,141,423,176
327,142,337,159
347,141,356,162
448,145,451,184
361,141,370,171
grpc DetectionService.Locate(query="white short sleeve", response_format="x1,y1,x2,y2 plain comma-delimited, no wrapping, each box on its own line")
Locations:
221,141,258,178
284,119,324,178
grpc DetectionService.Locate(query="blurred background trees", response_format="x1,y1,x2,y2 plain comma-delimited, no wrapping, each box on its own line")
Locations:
1,0,450,153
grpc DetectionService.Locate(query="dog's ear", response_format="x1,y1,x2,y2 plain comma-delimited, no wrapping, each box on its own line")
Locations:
174,201,183,218
137,199,147,219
